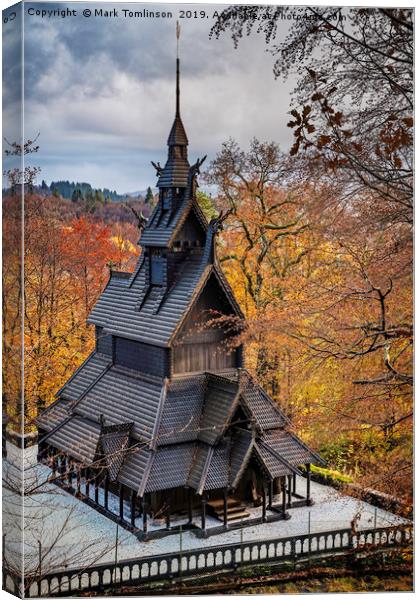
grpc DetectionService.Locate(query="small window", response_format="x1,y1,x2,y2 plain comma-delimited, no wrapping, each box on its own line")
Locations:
151,255,165,285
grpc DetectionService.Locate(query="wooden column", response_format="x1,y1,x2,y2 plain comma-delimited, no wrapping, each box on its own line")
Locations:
85,468,90,498
60,454,67,478
76,465,81,496
67,459,72,487
306,464,311,505
292,473,296,494
51,454,57,476
187,489,193,523
104,474,109,510
130,490,136,528
287,475,292,507
268,479,274,509
142,495,148,533
262,484,267,522
201,495,207,531
223,489,228,527
166,497,171,530
282,477,287,516
94,473,99,505
119,483,124,521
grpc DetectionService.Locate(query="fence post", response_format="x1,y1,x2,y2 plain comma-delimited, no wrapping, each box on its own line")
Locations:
112,522,119,586
38,540,42,577
240,519,244,566
308,512,311,568
179,525,183,577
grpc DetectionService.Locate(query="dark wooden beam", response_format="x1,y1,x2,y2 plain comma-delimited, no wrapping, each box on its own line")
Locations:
306,463,311,505
76,465,81,496
282,477,287,515
130,490,136,528
94,473,99,505
223,489,228,527
292,473,296,494
59,454,66,477
85,468,90,498
67,458,72,487
268,479,273,509
119,483,124,521
262,484,267,522
287,475,292,507
166,497,171,530
51,454,57,476
104,474,109,510
187,489,193,523
142,495,148,533
201,495,207,531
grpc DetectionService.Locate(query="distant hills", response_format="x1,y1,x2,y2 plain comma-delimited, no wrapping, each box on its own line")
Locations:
36,180,157,203
126,188,158,198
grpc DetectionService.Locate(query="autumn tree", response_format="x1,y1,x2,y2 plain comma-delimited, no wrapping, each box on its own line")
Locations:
211,8,413,499
205,138,319,394
212,8,413,224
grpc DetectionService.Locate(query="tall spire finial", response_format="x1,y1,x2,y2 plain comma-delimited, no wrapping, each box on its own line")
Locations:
176,21,180,115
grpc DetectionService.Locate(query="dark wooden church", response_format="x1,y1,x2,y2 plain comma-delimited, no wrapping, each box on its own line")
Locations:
37,57,325,538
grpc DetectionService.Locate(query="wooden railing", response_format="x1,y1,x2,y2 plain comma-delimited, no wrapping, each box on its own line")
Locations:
4,524,413,597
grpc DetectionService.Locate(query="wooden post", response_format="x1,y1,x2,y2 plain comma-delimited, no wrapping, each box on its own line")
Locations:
293,472,296,494
94,473,99,505
282,477,287,516
262,484,267,522
51,454,57,476
223,489,228,527
268,479,273,509
85,468,90,498
166,497,171,530
142,495,148,533
306,464,311,505
130,490,136,528
287,475,292,507
58,454,65,477
119,483,124,521
187,489,193,523
201,495,207,532
67,458,72,487
104,474,109,510
76,465,81,496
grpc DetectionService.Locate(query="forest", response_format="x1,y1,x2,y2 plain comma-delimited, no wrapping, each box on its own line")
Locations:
2,8,412,507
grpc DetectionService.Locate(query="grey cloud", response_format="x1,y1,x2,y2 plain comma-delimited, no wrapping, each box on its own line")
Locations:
13,2,296,191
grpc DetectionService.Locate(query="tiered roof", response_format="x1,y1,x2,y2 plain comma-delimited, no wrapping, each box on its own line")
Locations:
37,56,325,499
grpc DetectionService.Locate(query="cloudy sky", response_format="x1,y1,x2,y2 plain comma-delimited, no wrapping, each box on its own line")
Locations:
3,2,295,193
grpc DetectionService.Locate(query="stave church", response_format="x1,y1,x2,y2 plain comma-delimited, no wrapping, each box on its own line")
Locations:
37,53,325,539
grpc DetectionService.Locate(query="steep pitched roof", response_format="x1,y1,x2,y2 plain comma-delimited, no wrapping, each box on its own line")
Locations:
36,398,71,432
198,373,239,444
73,364,163,442
117,444,152,492
262,429,326,467
239,371,289,430
157,374,207,444
57,352,111,402
100,423,133,481
47,416,102,464
145,443,197,493
140,189,207,248
254,440,295,478
88,254,242,347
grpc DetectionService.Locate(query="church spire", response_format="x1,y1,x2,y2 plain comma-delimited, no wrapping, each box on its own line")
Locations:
176,21,180,116
156,23,189,188
167,22,188,148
